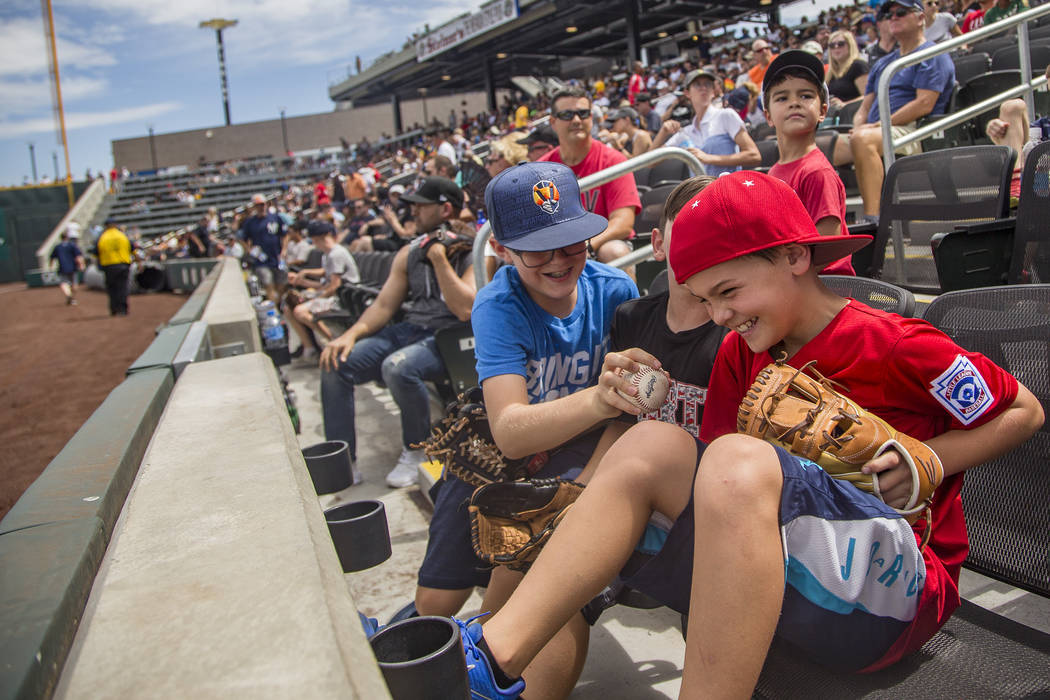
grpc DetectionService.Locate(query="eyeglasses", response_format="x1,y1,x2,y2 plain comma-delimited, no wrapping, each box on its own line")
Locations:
486,156,504,164
886,7,916,18
553,108,592,121
829,40,848,48
756,45,773,53
508,241,588,267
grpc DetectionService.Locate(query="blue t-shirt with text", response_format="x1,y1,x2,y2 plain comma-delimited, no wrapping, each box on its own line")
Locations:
865,42,955,124
472,261,638,403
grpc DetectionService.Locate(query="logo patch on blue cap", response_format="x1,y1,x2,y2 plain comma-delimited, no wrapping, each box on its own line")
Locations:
532,180,560,215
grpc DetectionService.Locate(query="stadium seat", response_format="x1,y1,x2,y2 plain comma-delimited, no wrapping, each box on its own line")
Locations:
818,275,916,317
861,145,1014,293
634,184,678,239
956,71,1023,145
647,157,693,187
951,52,991,87
934,140,1050,290
990,41,1050,72
433,322,478,395
753,284,1050,700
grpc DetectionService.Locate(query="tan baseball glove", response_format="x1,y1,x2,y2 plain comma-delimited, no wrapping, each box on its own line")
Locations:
468,478,584,571
737,359,943,526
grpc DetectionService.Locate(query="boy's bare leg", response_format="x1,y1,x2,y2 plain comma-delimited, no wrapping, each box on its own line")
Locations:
415,585,473,617
480,421,698,679
850,124,886,217
986,99,1029,171
286,304,316,350
482,568,588,700
680,434,785,699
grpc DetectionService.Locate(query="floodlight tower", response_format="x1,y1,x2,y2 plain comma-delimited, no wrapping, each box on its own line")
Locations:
199,18,238,126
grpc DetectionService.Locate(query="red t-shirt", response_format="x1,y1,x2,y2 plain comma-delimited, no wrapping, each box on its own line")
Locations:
769,147,855,275
962,9,985,33
628,73,645,105
539,140,642,220
701,301,1019,668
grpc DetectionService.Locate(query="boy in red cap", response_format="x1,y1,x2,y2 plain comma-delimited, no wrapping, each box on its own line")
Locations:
456,171,1043,699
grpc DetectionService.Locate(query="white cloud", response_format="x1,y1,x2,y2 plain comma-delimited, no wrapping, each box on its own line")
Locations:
0,16,116,77
0,101,181,138
0,76,109,115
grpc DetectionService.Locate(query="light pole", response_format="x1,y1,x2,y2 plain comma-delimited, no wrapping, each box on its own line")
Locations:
199,18,238,126
28,142,38,183
52,152,59,181
279,108,289,156
148,126,158,171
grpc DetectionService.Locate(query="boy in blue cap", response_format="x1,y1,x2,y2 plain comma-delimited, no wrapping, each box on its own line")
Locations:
419,161,647,698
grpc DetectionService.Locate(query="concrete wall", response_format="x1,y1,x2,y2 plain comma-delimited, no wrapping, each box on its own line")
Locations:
112,90,500,173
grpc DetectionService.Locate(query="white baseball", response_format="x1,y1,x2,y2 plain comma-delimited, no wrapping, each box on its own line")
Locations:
617,366,670,412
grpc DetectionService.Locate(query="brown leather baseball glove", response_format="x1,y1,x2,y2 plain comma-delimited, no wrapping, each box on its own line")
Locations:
737,359,943,526
414,387,544,487
468,478,584,571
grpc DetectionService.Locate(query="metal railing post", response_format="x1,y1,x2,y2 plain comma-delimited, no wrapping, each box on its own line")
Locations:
877,3,1050,171
472,147,703,290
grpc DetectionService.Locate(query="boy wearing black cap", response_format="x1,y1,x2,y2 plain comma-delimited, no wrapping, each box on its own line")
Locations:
454,171,1042,698
764,49,856,275
426,161,645,698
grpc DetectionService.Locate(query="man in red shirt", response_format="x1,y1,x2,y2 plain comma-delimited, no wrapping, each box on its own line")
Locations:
539,86,641,271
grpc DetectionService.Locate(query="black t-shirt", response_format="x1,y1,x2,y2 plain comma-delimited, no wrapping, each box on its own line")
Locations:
610,290,729,439
827,59,869,102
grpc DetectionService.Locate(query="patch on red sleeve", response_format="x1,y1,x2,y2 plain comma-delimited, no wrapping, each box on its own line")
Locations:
928,355,994,425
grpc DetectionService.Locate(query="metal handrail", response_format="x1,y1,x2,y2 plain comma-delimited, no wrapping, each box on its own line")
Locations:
878,3,1050,170
472,146,704,289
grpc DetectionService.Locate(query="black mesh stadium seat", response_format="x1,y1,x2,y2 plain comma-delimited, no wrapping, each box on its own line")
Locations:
863,146,1014,293
951,52,991,88
819,275,916,317
754,284,1050,700
933,140,1050,290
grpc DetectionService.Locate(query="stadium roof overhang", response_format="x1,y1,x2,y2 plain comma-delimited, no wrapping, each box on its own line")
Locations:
329,0,781,108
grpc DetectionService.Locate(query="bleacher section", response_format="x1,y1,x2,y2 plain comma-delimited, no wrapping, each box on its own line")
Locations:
97,158,334,239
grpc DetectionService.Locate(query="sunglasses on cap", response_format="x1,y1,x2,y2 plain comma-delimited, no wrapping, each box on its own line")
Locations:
553,108,593,121
528,143,554,153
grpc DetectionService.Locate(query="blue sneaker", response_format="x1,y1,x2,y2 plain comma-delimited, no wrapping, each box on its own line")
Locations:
455,614,525,700
358,611,380,638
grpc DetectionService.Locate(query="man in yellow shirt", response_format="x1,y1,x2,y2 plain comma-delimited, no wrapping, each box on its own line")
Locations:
95,218,134,316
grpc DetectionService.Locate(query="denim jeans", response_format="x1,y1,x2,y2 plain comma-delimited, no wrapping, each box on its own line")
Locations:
320,322,446,461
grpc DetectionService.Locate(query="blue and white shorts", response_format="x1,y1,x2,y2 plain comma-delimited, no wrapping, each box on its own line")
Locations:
623,442,926,671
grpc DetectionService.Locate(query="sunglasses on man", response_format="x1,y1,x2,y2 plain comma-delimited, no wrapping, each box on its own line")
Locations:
553,109,593,121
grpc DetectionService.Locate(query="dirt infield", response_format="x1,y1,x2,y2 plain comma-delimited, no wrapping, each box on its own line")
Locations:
0,283,186,520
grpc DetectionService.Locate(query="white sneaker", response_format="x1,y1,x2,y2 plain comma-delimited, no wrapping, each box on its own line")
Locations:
350,459,363,486
386,448,423,488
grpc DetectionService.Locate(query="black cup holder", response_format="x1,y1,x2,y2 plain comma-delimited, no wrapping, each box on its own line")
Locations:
302,440,352,495
369,616,470,700
324,500,391,572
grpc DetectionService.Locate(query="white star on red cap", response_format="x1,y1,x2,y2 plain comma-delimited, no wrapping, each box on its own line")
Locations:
743,180,755,187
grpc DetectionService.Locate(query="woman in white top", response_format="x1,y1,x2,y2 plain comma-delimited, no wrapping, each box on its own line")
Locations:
923,0,962,42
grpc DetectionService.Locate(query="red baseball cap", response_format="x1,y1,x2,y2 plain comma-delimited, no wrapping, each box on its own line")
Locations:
669,171,871,284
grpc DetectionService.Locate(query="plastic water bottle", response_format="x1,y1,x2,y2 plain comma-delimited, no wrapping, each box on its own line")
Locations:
247,274,261,298
261,309,286,349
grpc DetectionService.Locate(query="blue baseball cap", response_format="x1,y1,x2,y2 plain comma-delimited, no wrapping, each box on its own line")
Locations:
484,162,608,251
879,0,923,16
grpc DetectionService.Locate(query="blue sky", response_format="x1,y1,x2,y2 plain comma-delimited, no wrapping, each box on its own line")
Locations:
0,0,843,188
